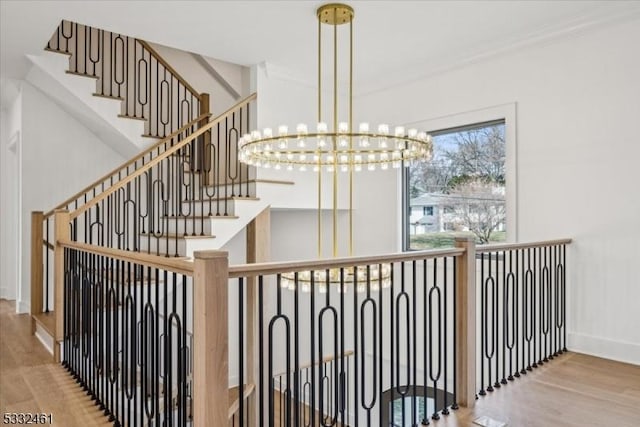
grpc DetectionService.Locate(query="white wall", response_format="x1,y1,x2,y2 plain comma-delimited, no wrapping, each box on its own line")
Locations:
148,42,250,116
14,82,125,313
0,96,21,302
351,18,640,364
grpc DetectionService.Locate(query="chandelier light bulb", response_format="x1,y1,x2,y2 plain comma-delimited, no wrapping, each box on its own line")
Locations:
263,128,273,138
297,123,308,135
278,125,288,136
394,126,405,137
338,122,349,133
317,122,328,133
408,128,418,138
378,124,389,135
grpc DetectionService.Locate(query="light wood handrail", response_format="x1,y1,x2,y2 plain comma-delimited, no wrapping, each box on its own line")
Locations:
476,238,572,254
273,350,355,378
43,113,209,219
69,93,257,220
58,239,194,276
138,39,201,100
228,247,465,279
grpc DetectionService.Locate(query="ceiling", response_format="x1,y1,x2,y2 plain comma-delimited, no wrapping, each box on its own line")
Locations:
2,1,640,97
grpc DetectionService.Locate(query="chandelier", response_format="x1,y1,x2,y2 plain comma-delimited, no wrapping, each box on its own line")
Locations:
240,3,433,292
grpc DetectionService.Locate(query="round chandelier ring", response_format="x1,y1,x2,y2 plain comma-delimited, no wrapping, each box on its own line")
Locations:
239,131,433,168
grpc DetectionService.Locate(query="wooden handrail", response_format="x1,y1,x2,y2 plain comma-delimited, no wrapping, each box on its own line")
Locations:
228,247,465,279
69,93,257,221
138,39,201,100
476,238,572,254
43,113,209,219
58,239,194,276
273,350,355,378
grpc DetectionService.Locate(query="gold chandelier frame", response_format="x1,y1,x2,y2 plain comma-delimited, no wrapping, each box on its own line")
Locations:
240,3,432,291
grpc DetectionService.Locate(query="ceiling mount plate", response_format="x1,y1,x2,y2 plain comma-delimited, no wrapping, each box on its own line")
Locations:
317,3,354,25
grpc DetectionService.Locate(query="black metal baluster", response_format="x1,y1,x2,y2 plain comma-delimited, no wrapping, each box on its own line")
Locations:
479,253,486,396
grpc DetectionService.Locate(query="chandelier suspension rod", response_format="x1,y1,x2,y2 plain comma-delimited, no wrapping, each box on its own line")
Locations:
349,16,354,257
333,6,339,259
317,14,323,259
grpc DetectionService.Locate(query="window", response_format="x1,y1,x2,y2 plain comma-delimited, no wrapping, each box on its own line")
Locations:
404,120,507,250
424,206,434,216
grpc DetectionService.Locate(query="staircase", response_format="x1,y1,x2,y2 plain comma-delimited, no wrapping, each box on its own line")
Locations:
28,19,292,427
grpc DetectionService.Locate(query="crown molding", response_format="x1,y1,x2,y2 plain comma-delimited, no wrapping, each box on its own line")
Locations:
357,6,640,98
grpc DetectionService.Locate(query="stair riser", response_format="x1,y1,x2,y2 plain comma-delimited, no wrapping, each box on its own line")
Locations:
180,199,237,217
138,235,188,257
162,217,214,236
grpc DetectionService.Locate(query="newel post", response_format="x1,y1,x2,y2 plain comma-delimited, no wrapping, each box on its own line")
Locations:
455,237,476,408
193,250,229,426
30,211,44,335
53,209,70,363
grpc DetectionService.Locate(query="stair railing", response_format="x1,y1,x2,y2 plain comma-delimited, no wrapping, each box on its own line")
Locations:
50,202,571,426
46,20,205,138
31,94,256,338
30,113,206,332
474,239,570,397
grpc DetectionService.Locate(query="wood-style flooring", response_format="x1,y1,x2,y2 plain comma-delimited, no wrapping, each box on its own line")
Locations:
440,351,640,426
0,299,110,426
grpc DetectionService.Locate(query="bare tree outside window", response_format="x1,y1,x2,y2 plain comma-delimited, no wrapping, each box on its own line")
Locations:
406,121,506,249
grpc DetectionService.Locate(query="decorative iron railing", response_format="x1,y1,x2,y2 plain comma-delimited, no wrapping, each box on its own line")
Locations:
46,20,202,138
475,240,569,397
47,211,571,426
62,241,194,425
32,95,256,329
228,247,464,427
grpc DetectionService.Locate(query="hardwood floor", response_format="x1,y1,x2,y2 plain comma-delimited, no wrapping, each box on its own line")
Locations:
272,352,640,426
447,351,640,427
2,298,639,426
0,299,110,426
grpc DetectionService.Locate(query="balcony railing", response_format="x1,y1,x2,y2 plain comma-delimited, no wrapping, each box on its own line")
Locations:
46,207,570,426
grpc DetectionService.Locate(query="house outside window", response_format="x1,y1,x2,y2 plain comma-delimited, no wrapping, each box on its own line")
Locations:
404,120,506,249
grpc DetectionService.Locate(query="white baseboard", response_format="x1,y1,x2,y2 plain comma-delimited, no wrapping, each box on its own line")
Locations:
568,332,640,366
17,299,30,314
35,323,54,355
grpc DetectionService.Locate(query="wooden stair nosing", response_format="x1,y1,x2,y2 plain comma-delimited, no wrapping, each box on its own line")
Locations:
205,178,294,189
117,114,147,121
140,232,216,240
44,47,72,56
161,214,239,220
181,196,260,203
66,70,99,79
92,92,124,101
33,311,56,337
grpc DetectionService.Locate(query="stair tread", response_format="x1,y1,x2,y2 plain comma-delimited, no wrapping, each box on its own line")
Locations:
205,178,294,188
33,311,56,336
92,92,124,101
117,114,147,121
140,232,216,239
228,383,255,419
182,196,260,203
66,70,99,79
44,47,72,56
162,215,239,220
